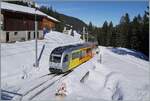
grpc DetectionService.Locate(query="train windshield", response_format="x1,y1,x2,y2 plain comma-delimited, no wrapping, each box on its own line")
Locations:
50,54,61,63
63,55,68,62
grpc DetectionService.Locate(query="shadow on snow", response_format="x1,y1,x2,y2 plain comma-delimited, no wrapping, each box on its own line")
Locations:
108,47,149,61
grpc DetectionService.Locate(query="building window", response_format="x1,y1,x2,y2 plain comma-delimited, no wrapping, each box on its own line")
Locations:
33,32,35,39
28,32,31,40
37,32,39,38
34,32,39,38
6,32,9,42
14,32,18,36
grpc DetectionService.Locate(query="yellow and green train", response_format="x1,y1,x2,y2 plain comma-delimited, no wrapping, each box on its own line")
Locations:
49,43,95,73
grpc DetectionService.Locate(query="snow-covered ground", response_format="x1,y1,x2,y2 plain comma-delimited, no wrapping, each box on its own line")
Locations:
1,31,149,101
1,31,83,99
29,46,149,101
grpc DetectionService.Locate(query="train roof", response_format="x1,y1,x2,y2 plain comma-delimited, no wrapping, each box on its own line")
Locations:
51,43,91,55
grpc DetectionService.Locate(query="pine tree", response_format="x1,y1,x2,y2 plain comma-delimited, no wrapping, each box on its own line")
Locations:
88,22,93,34
97,27,102,45
115,25,121,47
107,21,113,46
130,17,140,50
118,13,131,48
111,27,117,47
102,21,108,46
141,10,149,56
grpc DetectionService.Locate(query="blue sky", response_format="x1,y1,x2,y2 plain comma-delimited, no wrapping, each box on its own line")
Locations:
35,0,148,27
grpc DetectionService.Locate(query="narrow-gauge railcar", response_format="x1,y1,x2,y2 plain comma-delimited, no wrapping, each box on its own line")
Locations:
49,43,95,73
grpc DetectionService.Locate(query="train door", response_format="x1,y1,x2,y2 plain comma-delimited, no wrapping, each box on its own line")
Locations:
86,48,92,59
69,51,80,70
62,54,69,71
79,49,87,63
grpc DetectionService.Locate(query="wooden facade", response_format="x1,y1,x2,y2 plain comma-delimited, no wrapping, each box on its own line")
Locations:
1,7,58,43
2,10,43,31
42,18,56,30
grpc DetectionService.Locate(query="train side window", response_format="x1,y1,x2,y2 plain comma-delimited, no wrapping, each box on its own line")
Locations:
79,51,82,58
72,53,76,60
72,52,80,60
63,55,68,62
86,48,91,54
82,51,86,57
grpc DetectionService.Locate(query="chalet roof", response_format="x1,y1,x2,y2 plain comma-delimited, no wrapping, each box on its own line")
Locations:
1,2,59,22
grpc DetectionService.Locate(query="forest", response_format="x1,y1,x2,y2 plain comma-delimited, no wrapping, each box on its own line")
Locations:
88,7,149,57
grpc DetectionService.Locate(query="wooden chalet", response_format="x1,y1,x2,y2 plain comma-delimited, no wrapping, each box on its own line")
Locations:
0,2,59,42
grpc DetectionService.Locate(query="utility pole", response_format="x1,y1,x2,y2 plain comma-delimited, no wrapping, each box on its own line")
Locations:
25,0,38,68
34,4,39,68
0,0,1,99
83,27,86,42
87,32,88,42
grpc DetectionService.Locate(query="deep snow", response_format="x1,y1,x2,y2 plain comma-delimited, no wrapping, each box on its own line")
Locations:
1,31,149,101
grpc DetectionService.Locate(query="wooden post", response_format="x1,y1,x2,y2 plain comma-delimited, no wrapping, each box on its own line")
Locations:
0,0,2,99
83,27,86,42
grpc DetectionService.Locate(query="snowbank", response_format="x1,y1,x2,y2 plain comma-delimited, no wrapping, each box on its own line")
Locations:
44,31,83,45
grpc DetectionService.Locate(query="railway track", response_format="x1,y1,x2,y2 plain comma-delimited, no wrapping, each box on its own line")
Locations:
12,73,55,101
13,72,71,101
23,74,57,96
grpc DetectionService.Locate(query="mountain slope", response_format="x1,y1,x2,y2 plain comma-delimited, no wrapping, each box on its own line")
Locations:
57,12,87,32
39,6,87,32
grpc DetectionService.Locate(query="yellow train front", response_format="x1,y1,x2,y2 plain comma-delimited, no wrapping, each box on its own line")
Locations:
49,43,95,73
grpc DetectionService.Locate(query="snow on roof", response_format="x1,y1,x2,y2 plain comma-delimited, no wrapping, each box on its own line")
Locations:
46,15,60,22
1,2,59,22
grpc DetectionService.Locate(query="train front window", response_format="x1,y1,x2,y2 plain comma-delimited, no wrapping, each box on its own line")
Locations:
63,55,68,62
51,56,61,63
